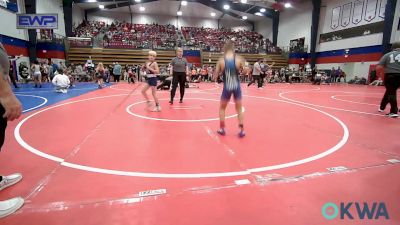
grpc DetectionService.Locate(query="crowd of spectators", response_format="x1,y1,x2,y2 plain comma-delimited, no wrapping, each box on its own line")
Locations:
102,22,177,50
71,21,281,53
73,21,106,38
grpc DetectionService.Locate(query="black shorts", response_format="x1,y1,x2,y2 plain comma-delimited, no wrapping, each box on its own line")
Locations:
0,104,7,151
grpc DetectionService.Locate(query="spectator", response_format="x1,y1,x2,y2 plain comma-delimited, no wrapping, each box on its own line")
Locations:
52,69,70,93
113,62,122,82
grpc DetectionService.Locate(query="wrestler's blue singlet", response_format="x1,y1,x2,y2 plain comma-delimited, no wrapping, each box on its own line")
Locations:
221,55,242,101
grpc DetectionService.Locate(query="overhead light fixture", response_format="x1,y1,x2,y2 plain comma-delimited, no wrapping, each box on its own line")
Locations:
240,0,247,3
211,12,216,17
99,4,104,9
223,4,230,10
242,15,247,20
135,0,141,2
139,6,145,11
260,8,266,13
255,12,263,16
87,0,97,2
181,1,187,6
284,2,292,8
177,11,183,16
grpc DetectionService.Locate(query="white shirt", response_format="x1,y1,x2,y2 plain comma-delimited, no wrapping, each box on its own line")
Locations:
52,74,70,87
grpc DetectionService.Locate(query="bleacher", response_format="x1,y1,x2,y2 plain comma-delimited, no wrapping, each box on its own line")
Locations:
67,48,176,66
202,52,287,69
68,47,287,69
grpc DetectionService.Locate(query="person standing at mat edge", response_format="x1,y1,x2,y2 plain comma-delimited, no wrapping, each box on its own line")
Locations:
170,48,189,104
214,41,245,138
0,43,24,218
378,42,400,118
141,51,161,112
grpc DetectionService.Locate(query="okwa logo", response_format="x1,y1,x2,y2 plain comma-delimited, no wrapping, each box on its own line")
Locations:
322,202,390,220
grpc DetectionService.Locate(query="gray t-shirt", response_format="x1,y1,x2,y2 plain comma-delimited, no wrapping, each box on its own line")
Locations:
0,43,10,79
113,64,122,75
378,50,400,74
252,62,261,75
171,57,187,73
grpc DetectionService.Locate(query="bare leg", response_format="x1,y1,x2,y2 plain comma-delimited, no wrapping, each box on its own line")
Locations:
150,86,161,111
217,100,229,135
234,100,244,127
150,86,159,105
235,100,245,137
141,84,151,107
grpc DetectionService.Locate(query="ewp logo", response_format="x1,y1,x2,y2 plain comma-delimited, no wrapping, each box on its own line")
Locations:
17,14,58,29
322,202,390,220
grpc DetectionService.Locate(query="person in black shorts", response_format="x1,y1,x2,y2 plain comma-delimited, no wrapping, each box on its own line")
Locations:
141,51,161,112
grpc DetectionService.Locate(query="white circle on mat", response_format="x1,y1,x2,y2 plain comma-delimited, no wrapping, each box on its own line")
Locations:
15,93,349,178
331,95,380,106
15,94,48,113
126,98,240,122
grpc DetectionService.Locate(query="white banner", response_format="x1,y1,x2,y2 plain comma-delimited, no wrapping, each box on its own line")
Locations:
0,0,7,8
379,0,387,18
341,3,352,27
331,6,341,29
365,0,378,22
352,0,364,24
17,14,58,29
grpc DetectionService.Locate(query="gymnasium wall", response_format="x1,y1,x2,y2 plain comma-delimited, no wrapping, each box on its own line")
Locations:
317,0,385,52
0,0,28,41
277,1,313,50
72,3,85,28
255,19,273,41
391,0,400,43
285,0,391,80
36,0,66,37
85,10,252,30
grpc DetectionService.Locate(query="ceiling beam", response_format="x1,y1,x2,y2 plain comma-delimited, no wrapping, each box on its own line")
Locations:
74,0,125,3
85,0,157,13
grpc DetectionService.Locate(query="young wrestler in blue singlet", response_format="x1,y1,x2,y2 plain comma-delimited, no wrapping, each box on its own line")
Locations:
213,41,246,137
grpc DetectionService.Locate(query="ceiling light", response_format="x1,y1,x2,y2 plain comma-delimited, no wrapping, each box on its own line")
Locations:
139,6,145,11
87,0,97,2
255,12,263,16
135,0,141,2
181,1,187,6
240,0,247,3
284,2,292,8
223,4,230,10
177,11,183,16
260,8,266,13
211,12,216,17
99,4,104,9
242,15,247,20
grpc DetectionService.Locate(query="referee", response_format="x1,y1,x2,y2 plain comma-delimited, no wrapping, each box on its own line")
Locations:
170,48,189,104
378,42,400,118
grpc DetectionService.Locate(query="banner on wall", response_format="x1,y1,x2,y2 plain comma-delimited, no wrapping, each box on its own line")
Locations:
0,0,18,12
331,6,341,29
17,14,58,29
378,0,387,18
365,0,378,22
341,3,352,27
352,0,364,24
320,21,384,43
